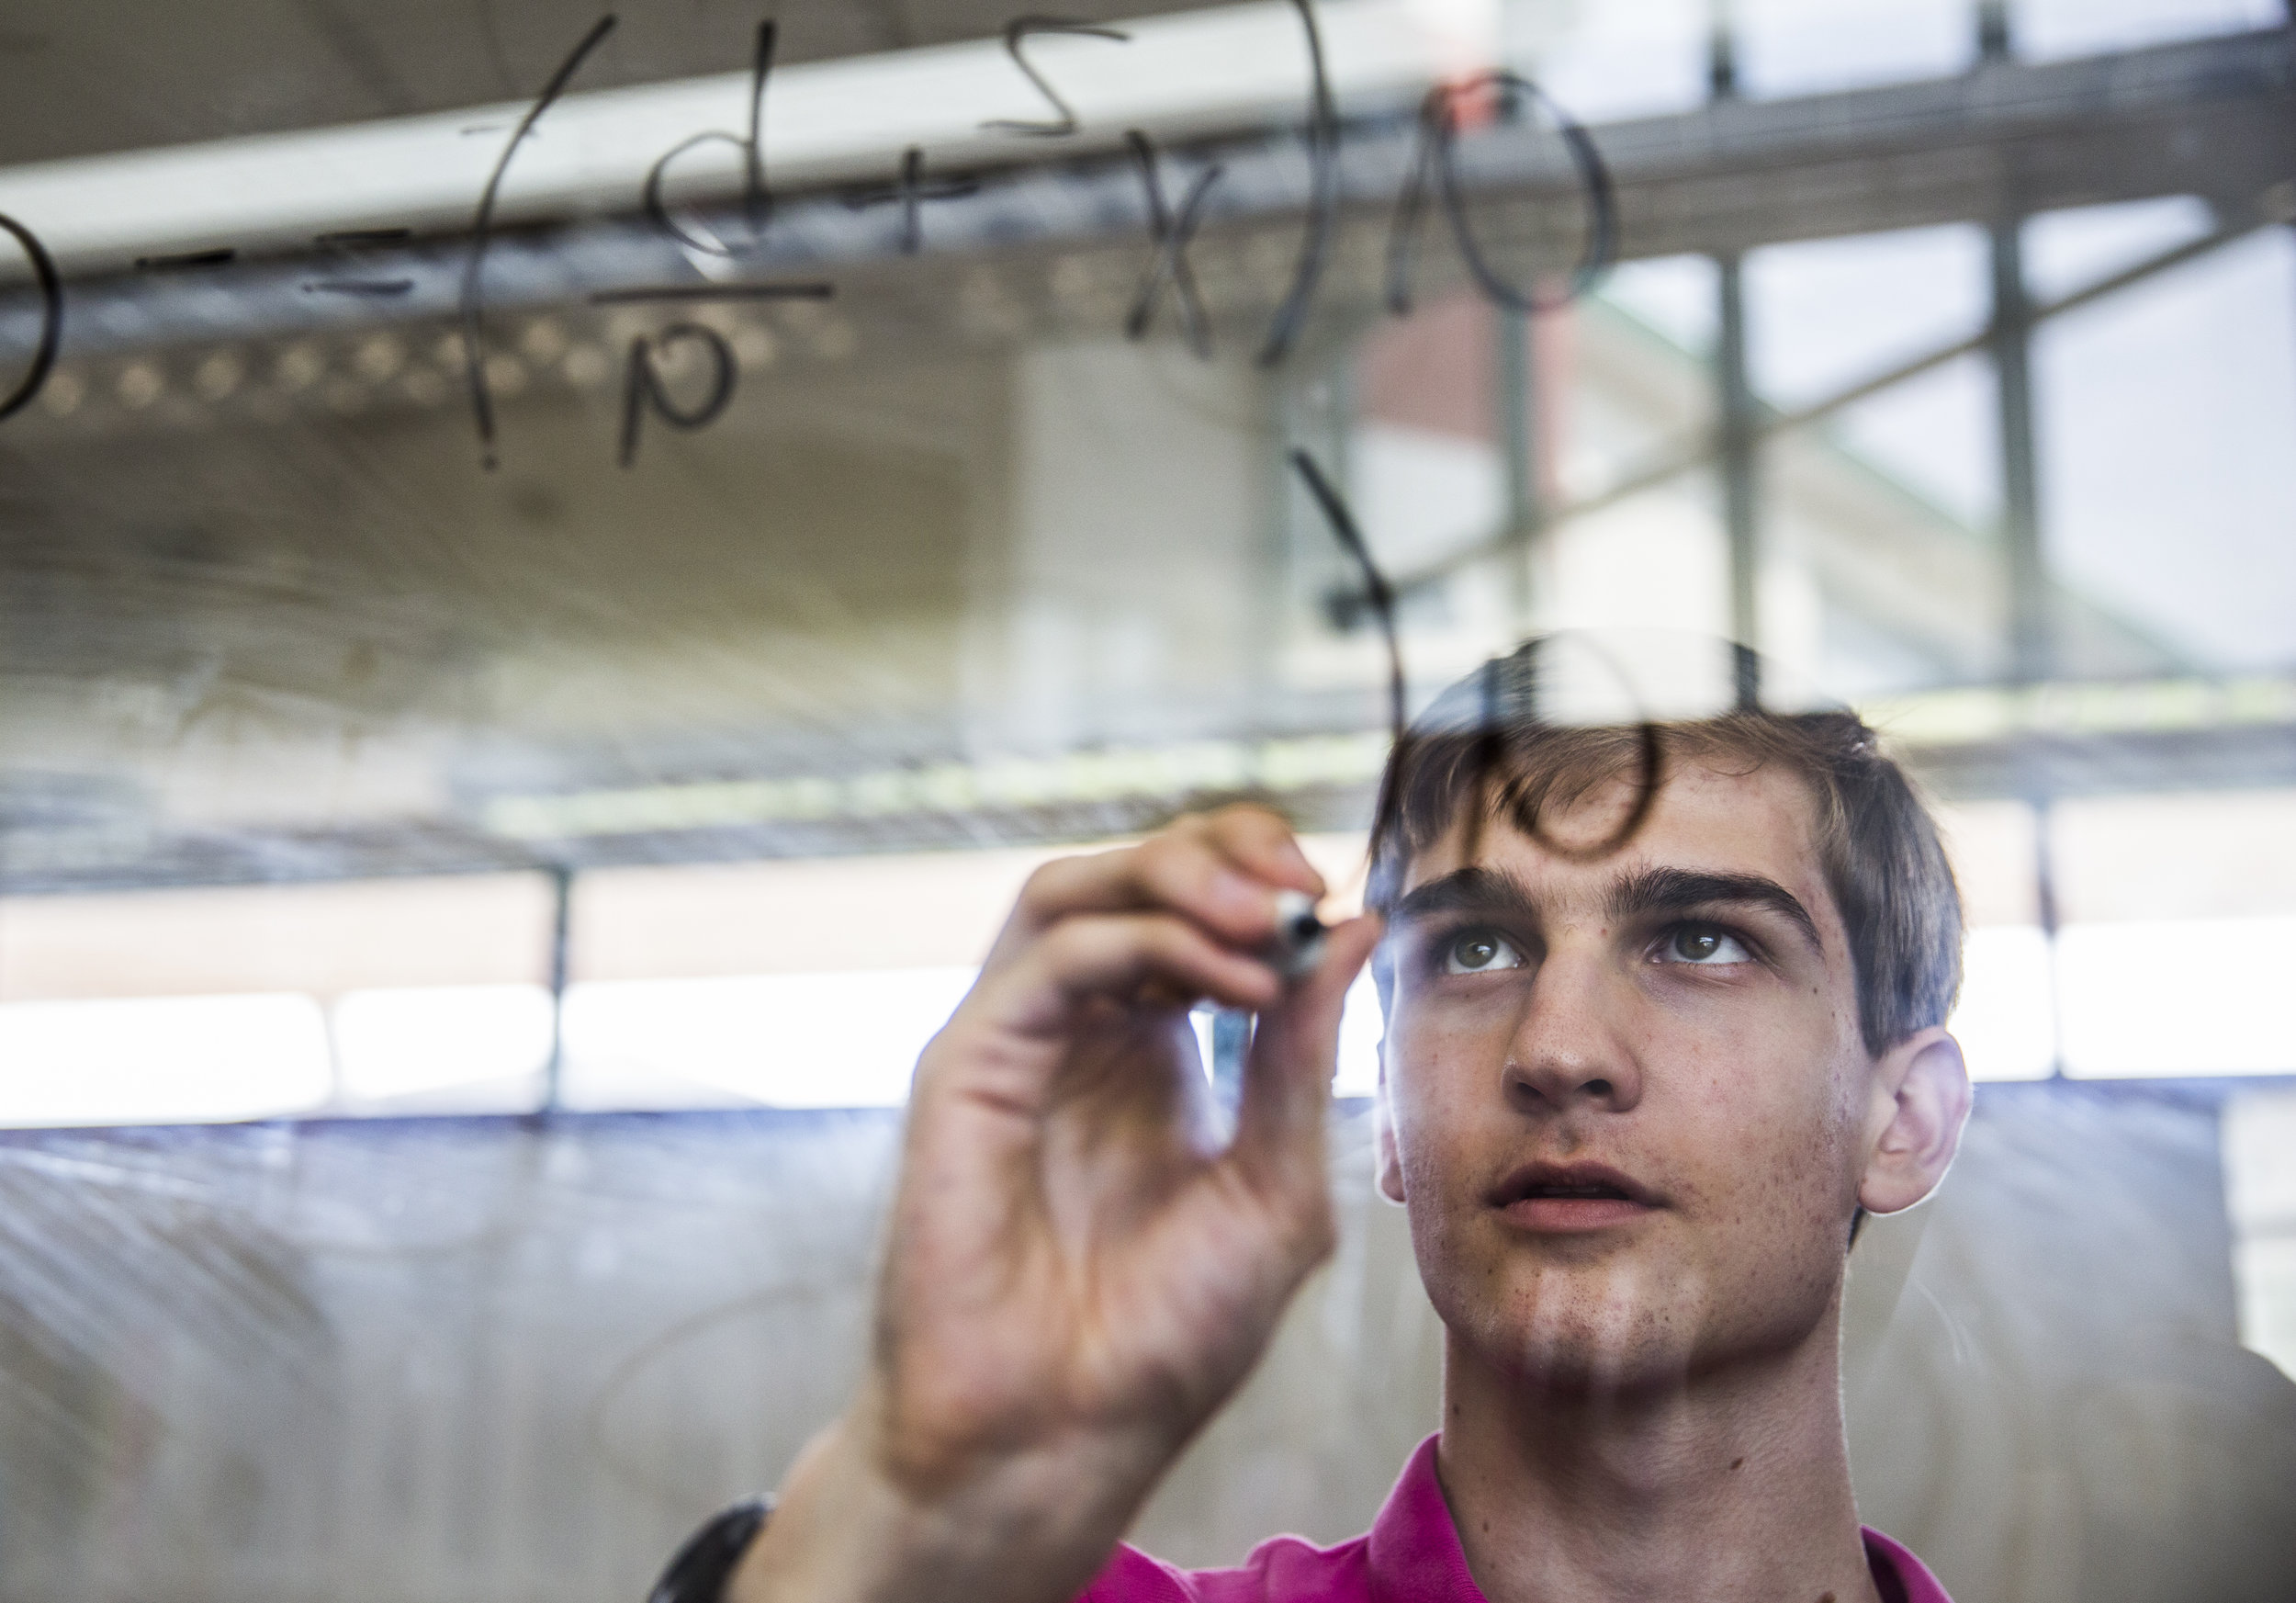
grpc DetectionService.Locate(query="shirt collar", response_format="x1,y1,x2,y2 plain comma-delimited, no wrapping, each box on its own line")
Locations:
1364,1435,1488,1603
1363,1434,1953,1603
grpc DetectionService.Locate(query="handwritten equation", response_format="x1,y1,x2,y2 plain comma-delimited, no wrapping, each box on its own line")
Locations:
0,4,1615,472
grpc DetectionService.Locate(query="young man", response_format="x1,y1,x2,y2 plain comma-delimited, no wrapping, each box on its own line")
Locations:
729,653,1973,1603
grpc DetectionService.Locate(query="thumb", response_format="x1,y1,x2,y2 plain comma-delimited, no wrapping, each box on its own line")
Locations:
1229,913,1382,1195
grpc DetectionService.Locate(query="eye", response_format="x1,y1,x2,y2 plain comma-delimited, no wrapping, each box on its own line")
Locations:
1657,924,1751,965
1443,929,1526,975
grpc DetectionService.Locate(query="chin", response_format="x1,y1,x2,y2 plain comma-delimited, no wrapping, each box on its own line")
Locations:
1454,1249,1843,1399
1441,1258,1719,1397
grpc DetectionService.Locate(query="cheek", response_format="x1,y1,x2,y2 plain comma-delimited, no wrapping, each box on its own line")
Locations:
1383,1014,1498,1215
1660,1019,1865,1225
1384,999,1510,1150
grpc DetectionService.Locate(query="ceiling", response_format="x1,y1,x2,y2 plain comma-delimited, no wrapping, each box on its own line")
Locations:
0,0,1231,168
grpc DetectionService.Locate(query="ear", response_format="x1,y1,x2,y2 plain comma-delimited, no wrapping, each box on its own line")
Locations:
1858,1025,1972,1216
1373,1052,1407,1205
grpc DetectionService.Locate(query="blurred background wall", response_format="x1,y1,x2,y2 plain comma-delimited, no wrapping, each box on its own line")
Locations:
0,1091,2284,1603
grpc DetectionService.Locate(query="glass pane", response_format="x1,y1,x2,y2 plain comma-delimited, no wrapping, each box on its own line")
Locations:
1737,0,1973,98
1742,226,2000,693
0,6,2290,1598
1506,0,1707,122
2031,208,2296,673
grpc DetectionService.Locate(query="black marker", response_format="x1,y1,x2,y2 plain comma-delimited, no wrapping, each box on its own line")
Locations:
1269,890,1328,980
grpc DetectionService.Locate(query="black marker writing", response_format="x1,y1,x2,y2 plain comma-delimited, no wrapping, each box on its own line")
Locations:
1290,448,1402,742
1124,130,1221,359
1469,642,1661,864
982,16,1129,138
1290,448,1660,865
135,247,236,272
305,228,416,297
847,147,980,255
645,19,777,256
0,213,61,424
619,322,737,467
462,12,619,471
1385,72,1615,317
1255,0,1337,368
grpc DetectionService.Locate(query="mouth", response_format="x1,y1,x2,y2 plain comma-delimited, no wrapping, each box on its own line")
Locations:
1487,1161,1661,1233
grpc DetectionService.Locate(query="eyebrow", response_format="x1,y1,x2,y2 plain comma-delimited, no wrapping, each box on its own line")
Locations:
1604,866,1822,953
1389,864,1823,954
1388,865,1542,928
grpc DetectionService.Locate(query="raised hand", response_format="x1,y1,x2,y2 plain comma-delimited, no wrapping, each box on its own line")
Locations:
734,806,1380,1603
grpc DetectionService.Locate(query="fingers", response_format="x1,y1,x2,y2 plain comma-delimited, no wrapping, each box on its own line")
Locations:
1197,806,1324,902
971,909,1286,1045
995,807,1325,965
1229,912,1383,1202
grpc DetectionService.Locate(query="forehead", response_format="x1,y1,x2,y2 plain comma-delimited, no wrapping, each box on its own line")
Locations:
1400,760,1839,931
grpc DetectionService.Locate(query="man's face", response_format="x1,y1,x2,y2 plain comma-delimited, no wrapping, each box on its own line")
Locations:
1376,760,1874,1395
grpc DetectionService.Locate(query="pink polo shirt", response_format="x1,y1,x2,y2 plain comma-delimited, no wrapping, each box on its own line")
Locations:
1080,1436,1952,1603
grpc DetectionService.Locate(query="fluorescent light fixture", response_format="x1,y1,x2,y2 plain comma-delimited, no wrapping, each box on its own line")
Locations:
332,984,555,1109
1951,924,2058,1082
2060,916,2296,1078
0,0,1467,270
0,993,331,1127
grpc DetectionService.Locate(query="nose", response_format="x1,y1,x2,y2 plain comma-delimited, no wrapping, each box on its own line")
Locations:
1502,946,1643,1114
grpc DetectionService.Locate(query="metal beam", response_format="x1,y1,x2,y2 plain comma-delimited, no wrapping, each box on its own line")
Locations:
6,686,2295,895
1716,253,1761,665
13,28,2291,363
542,862,572,1114
1992,218,2049,683
1495,303,1539,632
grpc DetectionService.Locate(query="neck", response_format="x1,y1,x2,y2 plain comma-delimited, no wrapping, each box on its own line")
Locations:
1435,1298,1877,1603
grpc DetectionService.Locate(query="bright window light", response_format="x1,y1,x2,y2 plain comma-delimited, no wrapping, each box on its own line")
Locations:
332,984,555,1110
2060,917,2296,1078
2018,0,2281,65
0,993,331,1127
559,963,1391,1112
1950,925,2057,1081
559,968,980,1110
1334,969,1386,1098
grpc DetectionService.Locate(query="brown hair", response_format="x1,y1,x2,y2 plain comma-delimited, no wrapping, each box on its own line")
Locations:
1365,653,1964,1057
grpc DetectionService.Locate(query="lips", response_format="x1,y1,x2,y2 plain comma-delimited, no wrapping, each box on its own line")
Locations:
1487,1161,1661,1233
